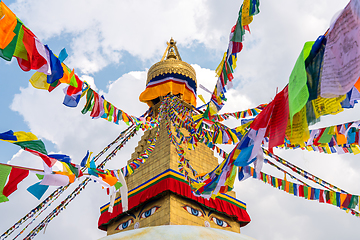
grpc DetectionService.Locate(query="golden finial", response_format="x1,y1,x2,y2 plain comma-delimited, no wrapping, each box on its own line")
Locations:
161,38,182,61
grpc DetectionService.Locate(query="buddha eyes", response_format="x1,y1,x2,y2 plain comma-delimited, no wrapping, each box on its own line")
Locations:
116,219,134,230
183,205,203,217
140,206,160,219
211,216,229,228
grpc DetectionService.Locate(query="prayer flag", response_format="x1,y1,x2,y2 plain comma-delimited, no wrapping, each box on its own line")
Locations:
0,164,12,203
0,1,17,49
2,167,29,197
27,181,49,200
288,41,314,125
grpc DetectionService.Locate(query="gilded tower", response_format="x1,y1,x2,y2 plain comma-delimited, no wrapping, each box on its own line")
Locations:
97,39,252,239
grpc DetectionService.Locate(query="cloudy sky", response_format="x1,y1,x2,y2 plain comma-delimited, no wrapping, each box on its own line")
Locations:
1,0,359,239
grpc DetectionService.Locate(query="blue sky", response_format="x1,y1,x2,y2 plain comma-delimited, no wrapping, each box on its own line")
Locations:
1,0,360,239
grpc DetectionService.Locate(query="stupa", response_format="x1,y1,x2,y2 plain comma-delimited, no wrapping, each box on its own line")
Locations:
97,39,253,239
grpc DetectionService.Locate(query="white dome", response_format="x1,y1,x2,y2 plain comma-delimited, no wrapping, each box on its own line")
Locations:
99,225,256,240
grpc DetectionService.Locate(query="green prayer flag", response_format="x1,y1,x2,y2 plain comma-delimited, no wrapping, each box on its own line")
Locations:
81,88,94,114
288,41,314,125
14,140,48,155
318,127,333,144
349,195,359,209
13,23,28,60
231,6,245,43
36,174,44,180
0,165,12,203
66,163,79,178
289,182,294,194
108,104,114,122
114,181,122,190
69,74,78,88
203,105,210,120
304,186,308,199
329,191,337,206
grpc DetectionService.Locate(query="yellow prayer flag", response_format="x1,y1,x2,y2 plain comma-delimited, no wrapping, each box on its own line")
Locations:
209,101,218,116
8,131,38,143
286,106,310,145
29,72,49,90
242,0,253,26
324,145,331,154
312,95,345,119
232,55,237,70
350,144,360,155
232,149,241,160
192,114,203,122
215,52,227,77
61,162,72,174
198,95,206,104
215,130,223,144
328,126,336,135
305,146,313,151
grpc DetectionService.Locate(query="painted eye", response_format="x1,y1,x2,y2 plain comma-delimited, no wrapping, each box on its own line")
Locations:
211,216,229,228
116,219,133,230
183,206,203,217
140,206,160,219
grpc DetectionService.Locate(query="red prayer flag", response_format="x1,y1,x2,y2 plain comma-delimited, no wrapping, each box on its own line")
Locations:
90,92,100,118
16,26,46,71
319,189,325,203
250,100,275,131
66,74,83,96
243,25,251,33
231,42,243,54
268,86,289,152
24,148,57,167
299,185,304,197
2,168,29,197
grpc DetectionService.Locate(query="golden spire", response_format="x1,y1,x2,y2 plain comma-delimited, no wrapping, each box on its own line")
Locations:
146,38,196,85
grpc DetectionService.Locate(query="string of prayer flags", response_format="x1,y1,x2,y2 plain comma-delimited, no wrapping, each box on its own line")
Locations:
215,104,267,121
0,1,149,129
242,165,359,216
278,120,360,155
203,0,260,117
0,126,136,240
208,0,260,107
263,148,348,194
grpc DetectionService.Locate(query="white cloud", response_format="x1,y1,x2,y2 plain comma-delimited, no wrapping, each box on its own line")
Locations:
10,0,237,74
